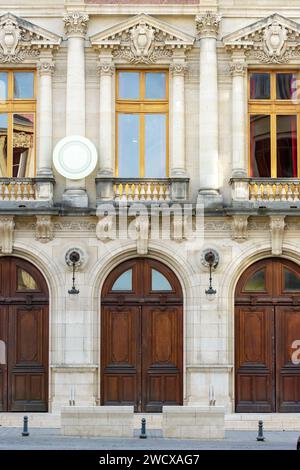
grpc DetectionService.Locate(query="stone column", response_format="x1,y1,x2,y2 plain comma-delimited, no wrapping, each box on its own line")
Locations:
196,12,222,208
37,58,54,177
170,60,187,177
230,58,247,177
63,11,89,208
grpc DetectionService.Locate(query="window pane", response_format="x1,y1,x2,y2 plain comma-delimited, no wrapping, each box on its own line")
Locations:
145,114,166,178
118,72,139,99
17,269,38,290
145,73,166,99
118,114,139,177
277,115,297,178
276,73,296,100
0,73,8,100
13,113,35,177
151,269,172,291
244,269,266,291
112,269,132,291
250,115,271,177
0,114,8,177
284,268,300,291
13,72,34,99
250,73,270,99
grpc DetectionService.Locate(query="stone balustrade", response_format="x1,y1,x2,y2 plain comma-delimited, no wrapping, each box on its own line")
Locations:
231,178,300,206
0,178,36,201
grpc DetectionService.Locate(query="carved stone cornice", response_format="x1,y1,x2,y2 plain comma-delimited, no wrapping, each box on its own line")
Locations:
35,216,54,243
37,60,55,75
170,62,189,76
0,216,14,254
269,215,286,255
229,61,247,77
0,12,61,64
90,13,194,64
97,62,115,76
231,215,248,242
196,11,221,39
63,11,89,38
223,13,300,65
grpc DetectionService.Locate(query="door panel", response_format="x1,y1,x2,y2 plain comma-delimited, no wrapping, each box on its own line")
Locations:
276,306,300,412
142,306,183,412
235,306,274,412
101,306,141,410
0,306,8,411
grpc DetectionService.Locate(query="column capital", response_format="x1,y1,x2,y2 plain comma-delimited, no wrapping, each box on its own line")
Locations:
97,61,115,76
196,11,221,39
170,61,188,76
63,11,89,38
37,60,55,75
229,61,247,77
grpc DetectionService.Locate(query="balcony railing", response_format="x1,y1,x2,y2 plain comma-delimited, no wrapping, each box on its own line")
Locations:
230,177,300,205
0,178,36,201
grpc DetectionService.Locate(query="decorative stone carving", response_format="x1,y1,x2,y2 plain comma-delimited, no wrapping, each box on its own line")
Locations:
269,215,286,255
97,62,115,76
63,11,89,38
0,216,15,254
196,11,221,39
90,13,194,64
135,217,149,255
37,61,55,75
232,215,248,242
0,12,61,63
35,216,54,243
13,131,33,148
65,247,86,269
96,215,115,241
223,13,300,64
170,62,189,76
229,61,247,76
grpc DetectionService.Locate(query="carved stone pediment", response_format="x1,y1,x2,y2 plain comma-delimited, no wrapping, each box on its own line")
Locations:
0,12,61,63
223,13,300,64
90,13,194,63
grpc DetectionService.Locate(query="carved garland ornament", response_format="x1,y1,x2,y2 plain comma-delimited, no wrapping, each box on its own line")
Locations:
63,12,89,37
0,18,40,63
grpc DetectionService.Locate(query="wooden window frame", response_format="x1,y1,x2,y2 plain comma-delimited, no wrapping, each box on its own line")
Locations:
248,69,300,178
0,69,36,178
115,69,169,178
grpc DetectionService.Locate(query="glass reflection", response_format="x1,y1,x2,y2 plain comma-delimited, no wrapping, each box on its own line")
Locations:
284,269,300,291
0,114,8,177
118,72,140,99
145,73,166,99
276,73,296,100
277,115,297,177
13,113,35,177
244,269,266,292
250,115,271,177
0,73,8,100
250,73,270,99
112,269,132,291
13,72,34,99
145,114,166,177
151,269,172,291
118,114,139,177
17,269,38,291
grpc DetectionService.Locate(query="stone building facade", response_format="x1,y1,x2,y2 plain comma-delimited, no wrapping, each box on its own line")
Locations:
0,0,300,421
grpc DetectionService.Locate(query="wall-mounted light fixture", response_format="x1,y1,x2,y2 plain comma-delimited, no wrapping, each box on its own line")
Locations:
66,250,80,295
201,249,219,299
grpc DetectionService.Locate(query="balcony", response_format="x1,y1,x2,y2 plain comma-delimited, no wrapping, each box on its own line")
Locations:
230,177,300,208
96,177,190,204
0,177,54,208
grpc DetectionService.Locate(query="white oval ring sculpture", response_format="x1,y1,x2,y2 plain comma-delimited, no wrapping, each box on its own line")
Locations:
53,135,98,180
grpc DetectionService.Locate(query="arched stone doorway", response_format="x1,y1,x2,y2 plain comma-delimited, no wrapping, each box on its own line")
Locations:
235,258,300,412
101,258,183,412
0,257,49,412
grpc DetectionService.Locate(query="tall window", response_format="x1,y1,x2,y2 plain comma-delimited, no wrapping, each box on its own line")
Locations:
116,70,168,178
0,70,36,178
249,71,300,178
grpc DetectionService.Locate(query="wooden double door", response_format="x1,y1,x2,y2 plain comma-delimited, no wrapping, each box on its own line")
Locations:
0,257,49,412
235,258,300,412
101,259,183,412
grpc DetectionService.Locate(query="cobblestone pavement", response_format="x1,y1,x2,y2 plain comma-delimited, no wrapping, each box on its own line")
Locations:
0,428,299,450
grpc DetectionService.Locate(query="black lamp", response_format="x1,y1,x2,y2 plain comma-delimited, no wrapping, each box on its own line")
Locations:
204,250,218,297
68,251,80,295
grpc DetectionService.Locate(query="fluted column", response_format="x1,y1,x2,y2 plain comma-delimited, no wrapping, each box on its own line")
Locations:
63,11,89,208
196,12,222,206
37,59,55,177
97,59,114,177
170,60,187,177
230,59,247,177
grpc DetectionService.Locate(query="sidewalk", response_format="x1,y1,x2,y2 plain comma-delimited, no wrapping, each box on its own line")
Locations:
0,428,299,450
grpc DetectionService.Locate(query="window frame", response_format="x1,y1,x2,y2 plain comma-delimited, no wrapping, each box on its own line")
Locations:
248,69,300,178
115,69,169,178
0,69,36,178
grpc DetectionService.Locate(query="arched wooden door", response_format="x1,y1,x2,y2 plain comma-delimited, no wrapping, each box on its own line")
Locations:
0,257,49,412
101,258,183,413
235,258,300,412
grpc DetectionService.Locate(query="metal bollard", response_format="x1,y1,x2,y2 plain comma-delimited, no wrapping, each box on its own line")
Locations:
256,420,265,442
22,416,30,437
139,418,147,439
297,436,300,450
